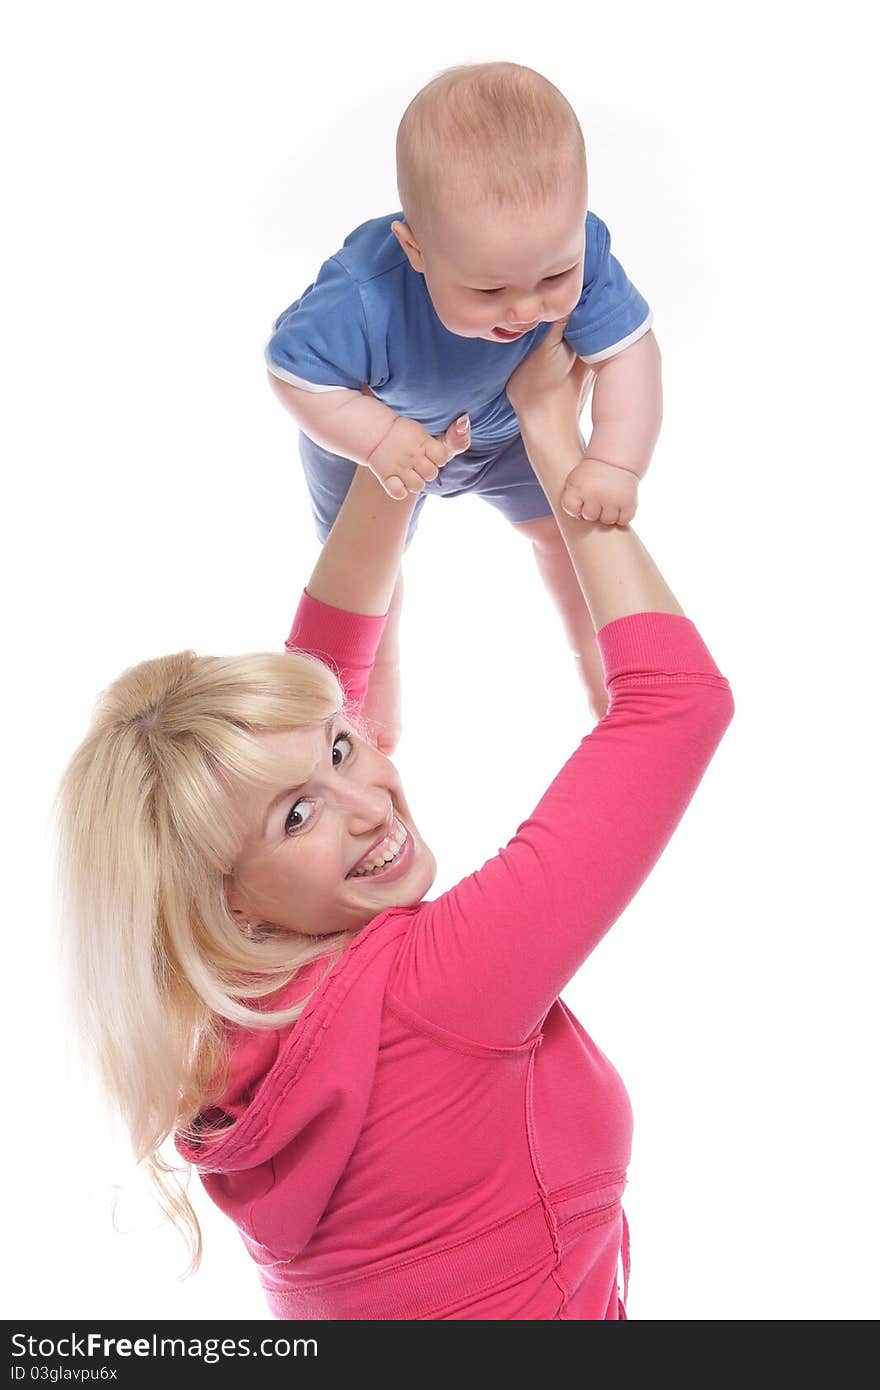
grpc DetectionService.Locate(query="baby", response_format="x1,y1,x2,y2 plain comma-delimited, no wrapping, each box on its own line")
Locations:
266,62,662,751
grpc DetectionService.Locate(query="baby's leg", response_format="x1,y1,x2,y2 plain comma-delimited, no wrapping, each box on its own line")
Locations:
511,514,609,722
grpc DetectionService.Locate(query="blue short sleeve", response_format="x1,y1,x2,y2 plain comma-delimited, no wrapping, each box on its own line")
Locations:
265,255,370,392
563,213,653,364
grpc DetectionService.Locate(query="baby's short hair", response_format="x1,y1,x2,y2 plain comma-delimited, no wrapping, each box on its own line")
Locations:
396,62,586,242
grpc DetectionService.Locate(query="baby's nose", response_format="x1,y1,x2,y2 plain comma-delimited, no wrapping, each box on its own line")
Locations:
507,297,543,326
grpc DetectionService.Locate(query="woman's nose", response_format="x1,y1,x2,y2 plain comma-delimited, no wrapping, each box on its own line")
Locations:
346,792,392,836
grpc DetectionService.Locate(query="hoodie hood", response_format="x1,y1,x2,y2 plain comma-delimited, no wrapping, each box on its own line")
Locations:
174,906,417,1266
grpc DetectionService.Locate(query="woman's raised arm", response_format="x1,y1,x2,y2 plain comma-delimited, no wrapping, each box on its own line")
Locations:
386,323,735,1047
286,414,470,711
507,318,686,630
302,458,420,618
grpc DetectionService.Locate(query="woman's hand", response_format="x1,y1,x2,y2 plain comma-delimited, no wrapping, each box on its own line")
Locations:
505,317,595,434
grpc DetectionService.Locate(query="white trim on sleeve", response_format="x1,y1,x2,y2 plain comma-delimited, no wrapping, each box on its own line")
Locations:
576,310,654,365
265,360,353,392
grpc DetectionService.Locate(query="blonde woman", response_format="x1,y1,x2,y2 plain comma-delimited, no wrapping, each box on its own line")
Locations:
57,322,734,1321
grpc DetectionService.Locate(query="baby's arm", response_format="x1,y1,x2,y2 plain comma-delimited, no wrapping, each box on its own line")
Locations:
268,375,469,501
565,329,663,525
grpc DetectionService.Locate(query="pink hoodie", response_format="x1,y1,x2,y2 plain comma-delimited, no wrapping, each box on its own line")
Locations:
175,592,734,1319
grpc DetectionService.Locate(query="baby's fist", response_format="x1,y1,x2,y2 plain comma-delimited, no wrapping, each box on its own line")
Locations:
561,457,639,526
366,414,471,500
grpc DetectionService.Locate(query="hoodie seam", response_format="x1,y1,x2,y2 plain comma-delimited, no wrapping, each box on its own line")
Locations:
385,988,544,1057
523,1037,568,1313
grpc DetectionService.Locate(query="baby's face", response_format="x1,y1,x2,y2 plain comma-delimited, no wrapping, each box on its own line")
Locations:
404,180,588,343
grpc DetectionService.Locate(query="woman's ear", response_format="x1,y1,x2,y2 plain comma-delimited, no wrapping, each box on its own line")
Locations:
224,873,254,933
225,873,277,941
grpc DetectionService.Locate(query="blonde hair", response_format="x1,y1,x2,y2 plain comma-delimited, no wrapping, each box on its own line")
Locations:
55,646,367,1276
396,61,587,243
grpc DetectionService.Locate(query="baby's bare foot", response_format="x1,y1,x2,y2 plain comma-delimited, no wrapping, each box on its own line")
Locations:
362,660,402,757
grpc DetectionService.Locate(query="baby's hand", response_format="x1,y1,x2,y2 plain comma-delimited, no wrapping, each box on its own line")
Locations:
365,414,471,500
561,456,639,527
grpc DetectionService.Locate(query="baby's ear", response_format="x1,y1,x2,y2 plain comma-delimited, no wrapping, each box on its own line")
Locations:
391,219,425,273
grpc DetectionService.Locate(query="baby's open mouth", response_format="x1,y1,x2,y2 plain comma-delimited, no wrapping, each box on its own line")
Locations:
493,323,538,341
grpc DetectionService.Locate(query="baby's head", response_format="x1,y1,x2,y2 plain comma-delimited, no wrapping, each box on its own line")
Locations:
391,62,588,342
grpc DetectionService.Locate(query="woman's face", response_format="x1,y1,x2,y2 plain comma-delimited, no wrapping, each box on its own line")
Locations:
226,716,436,936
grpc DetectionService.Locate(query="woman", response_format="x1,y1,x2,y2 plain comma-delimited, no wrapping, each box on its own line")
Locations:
56,321,734,1320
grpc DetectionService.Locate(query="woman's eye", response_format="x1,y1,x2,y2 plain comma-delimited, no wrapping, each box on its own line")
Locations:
284,798,314,834
284,732,355,835
332,732,354,766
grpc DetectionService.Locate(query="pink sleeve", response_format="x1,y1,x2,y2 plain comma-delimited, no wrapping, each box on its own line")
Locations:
285,588,388,716
389,611,735,1047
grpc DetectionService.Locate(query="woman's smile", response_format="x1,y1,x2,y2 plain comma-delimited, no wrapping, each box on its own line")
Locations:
347,816,414,883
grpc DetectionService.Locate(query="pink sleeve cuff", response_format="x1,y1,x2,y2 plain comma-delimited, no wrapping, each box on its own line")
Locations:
284,589,389,713
596,610,728,684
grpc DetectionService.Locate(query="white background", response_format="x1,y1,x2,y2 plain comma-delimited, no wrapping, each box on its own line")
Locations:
2,0,877,1323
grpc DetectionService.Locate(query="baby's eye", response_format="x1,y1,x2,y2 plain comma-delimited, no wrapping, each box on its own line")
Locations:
543,269,574,282
473,287,504,295
283,731,355,835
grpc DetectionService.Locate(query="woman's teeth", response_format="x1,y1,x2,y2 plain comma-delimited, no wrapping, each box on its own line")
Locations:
351,818,408,876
